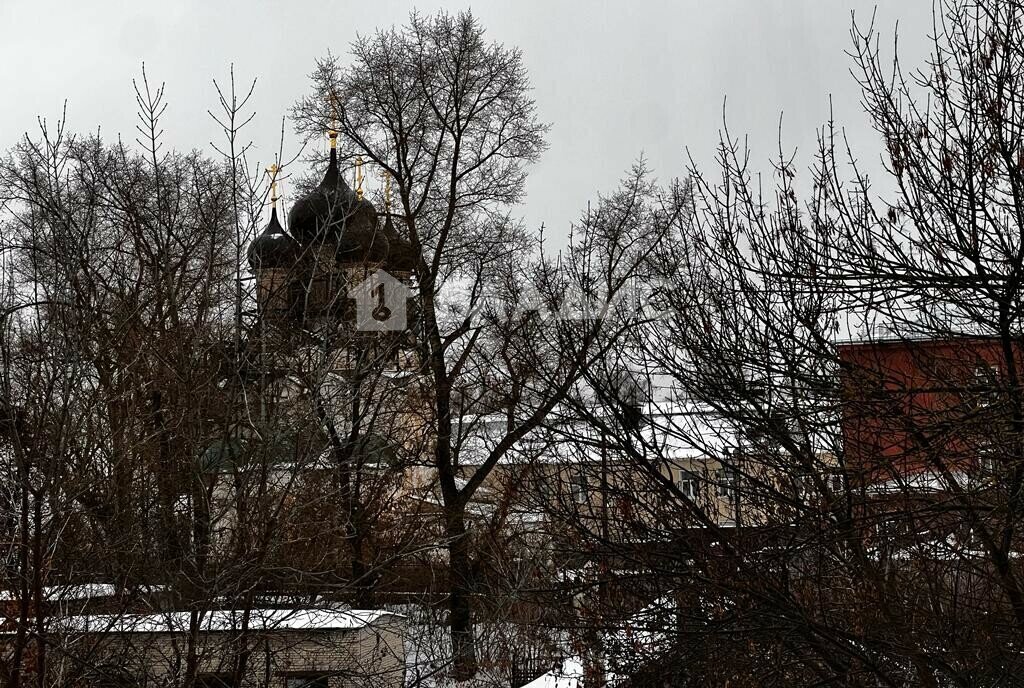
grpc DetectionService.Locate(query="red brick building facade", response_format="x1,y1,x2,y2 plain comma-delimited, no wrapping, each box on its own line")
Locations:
837,336,1017,485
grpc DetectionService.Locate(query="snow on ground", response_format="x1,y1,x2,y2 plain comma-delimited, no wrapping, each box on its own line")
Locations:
399,605,509,688
396,604,573,688
519,657,583,688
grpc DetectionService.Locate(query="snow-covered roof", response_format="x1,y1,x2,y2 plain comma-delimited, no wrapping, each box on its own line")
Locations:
452,400,742,468
24,608,399,635
866,469,970,495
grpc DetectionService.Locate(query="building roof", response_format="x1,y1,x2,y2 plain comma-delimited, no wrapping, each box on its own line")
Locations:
865,469,970,495
28,607,399,635
247,206,301,269
0,583,120,602
454,404,737,467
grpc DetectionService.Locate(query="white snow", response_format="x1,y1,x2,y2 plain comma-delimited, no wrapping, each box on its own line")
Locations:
0,583,118,602
29,608,397,634
520,657,584,688
866,469,970,494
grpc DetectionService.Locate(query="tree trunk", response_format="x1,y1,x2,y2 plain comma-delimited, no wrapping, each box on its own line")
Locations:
446,507,477,680
350,526,376,609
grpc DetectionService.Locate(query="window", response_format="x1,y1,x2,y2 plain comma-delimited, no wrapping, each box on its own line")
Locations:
978,449,998,476
830,473,845,493
676,469,700,500
534,469,556,500
794,472,815,498
173,493,190,517
570,471,589,504
195,676,237,688
285,675,331,688
85,666,135,688
716,467,737,498
974,362,1001,406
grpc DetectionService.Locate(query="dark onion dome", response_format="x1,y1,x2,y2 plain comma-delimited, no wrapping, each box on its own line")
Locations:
381,212,418,272
288,148,390,265
338,195,388,263
247,207,300,269
288,147,357,244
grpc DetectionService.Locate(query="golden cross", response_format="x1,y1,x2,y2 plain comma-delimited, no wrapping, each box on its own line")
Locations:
266,163,280,207
355,156,364,200
328,92,340,149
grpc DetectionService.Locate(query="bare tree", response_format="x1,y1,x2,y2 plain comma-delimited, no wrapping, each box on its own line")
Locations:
531,1,1024,686
0,65,407,687
292,12,676,678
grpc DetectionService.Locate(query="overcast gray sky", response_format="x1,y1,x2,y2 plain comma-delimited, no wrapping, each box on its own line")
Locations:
0,1,934,242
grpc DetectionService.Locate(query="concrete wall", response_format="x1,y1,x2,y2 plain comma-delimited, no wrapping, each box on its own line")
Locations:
21,615,405,688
